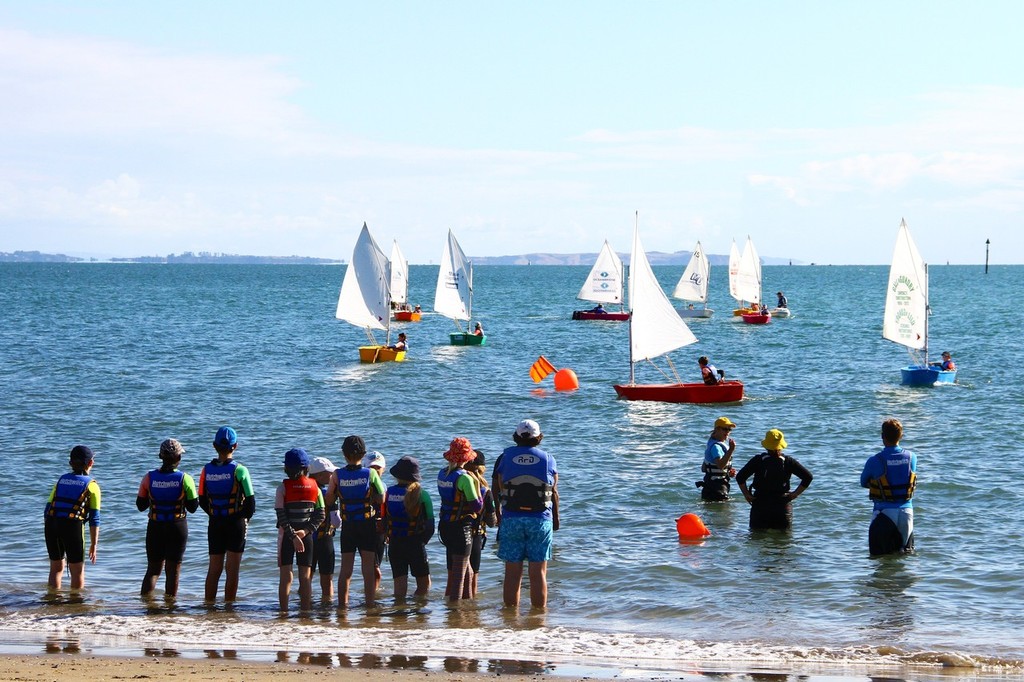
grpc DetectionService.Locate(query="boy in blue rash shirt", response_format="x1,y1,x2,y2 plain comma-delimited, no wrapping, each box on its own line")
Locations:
45,445,101,590
861,418,917,555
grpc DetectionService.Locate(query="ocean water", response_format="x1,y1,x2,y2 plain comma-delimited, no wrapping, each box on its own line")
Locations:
0,261,1021,680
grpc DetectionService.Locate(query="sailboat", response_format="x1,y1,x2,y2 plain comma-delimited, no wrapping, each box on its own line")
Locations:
434,229,485,346
390,240,420,322
673,240,713,318
734,236,770,324
883,218,956,386
335,223,406,363
613,214,744,404
571,240,629,321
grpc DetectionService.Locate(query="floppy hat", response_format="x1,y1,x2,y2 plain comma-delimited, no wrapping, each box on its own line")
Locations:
364,451,386,470
390,456,421,482
714,417,737,429
308,456,337,475
444,437,475,465
515,419,541,438
761,429,787,450
213,426,237,448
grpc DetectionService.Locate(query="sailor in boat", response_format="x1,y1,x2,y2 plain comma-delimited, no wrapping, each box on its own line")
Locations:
590,303,608,314
414,304,421,314
929,351,955,371
698,356,725,385
387,333,408,352
759,303,770,316
776,291,788,308
697,417,737,502
472,322,484,337
860,418,917,556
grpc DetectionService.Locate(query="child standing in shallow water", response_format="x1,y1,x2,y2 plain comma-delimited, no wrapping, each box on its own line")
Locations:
45,445,101,590
383,456,434,601
275,448,325,611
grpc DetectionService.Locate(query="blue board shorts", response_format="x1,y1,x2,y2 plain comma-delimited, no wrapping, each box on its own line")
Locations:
496,516,553,563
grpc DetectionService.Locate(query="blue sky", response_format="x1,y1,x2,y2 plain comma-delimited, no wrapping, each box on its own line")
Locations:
1,1,1021,264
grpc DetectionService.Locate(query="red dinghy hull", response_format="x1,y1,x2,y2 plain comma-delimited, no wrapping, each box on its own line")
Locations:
393,311,421,322
613,380,744,404
741,313,771,324
572,310,630,321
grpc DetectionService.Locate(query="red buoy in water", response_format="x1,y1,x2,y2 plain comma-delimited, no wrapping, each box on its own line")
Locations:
553,368,579,391
676,513,711,540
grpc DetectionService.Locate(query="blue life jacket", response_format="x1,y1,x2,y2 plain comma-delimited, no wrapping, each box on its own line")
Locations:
335,465,374,522
147,470,187,522
47,473,94,521
202,459,240,516
385,483,423,537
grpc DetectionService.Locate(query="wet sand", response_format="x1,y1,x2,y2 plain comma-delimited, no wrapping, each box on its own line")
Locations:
0,654,601,682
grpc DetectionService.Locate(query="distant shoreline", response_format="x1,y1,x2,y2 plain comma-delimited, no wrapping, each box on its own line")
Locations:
1,250,799,266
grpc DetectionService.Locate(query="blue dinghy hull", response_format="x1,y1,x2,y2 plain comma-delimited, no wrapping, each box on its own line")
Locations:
901,365,956,386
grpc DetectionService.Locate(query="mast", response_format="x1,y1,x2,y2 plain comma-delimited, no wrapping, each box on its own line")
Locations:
923,262,930,366
628,211,637,384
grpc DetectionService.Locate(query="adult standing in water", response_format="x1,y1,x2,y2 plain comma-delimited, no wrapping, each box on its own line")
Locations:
861,418,917,555
199,426,255,603
699,417,737,501
45,445,101,590
493,419,559,608
137,439,199,598
735,429,812,530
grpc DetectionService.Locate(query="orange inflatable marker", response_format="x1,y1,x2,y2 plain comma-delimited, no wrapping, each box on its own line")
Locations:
553,368,579,391
530,356,557,383
676,513,711,540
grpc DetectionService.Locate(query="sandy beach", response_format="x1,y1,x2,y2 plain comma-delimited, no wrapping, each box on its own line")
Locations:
0,654,603,682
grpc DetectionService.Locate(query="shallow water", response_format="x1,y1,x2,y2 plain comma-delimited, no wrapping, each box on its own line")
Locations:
1,261,1021,678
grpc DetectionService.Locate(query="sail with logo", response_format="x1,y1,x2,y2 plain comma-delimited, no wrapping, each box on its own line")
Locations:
883,218,956,386
673,240,713,318
572,240,629,321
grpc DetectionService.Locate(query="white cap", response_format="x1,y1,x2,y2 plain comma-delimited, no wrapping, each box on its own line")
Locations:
308,456,337,475
515,419,541,438
364,451,386,469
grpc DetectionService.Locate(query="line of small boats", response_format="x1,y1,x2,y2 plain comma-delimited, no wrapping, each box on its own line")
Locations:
334,217,955,401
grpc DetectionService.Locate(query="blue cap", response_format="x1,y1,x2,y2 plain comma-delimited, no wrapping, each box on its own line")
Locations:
70,445,94,463
214,426,237,448
284,448,310,469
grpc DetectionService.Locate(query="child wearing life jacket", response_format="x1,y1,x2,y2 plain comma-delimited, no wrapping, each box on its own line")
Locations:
45,445,102,590
325,435,385,609
383,456,434,600
275,448,325,611
136,438,199,598
199,425,256,603
463,450,497,599
363,450,388,595
436,437,483,602
308,456,340,603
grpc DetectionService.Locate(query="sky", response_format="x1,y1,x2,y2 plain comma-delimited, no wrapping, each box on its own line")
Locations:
1,1,1022,265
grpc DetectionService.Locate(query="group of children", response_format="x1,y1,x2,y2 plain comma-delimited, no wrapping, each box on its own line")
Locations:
44,426,502,612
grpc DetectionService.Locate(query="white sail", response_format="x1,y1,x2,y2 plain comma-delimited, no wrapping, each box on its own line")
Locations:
628,220,698,362
728,239,741,301
883,218,928,351
433,229,473,322
389,240,409,306
336,223,392,332
672,240,709,304
576,240,624,304
733,236,761,304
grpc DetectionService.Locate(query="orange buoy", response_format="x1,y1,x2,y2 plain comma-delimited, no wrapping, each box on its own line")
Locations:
553,368,579,391
676,513,711,540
